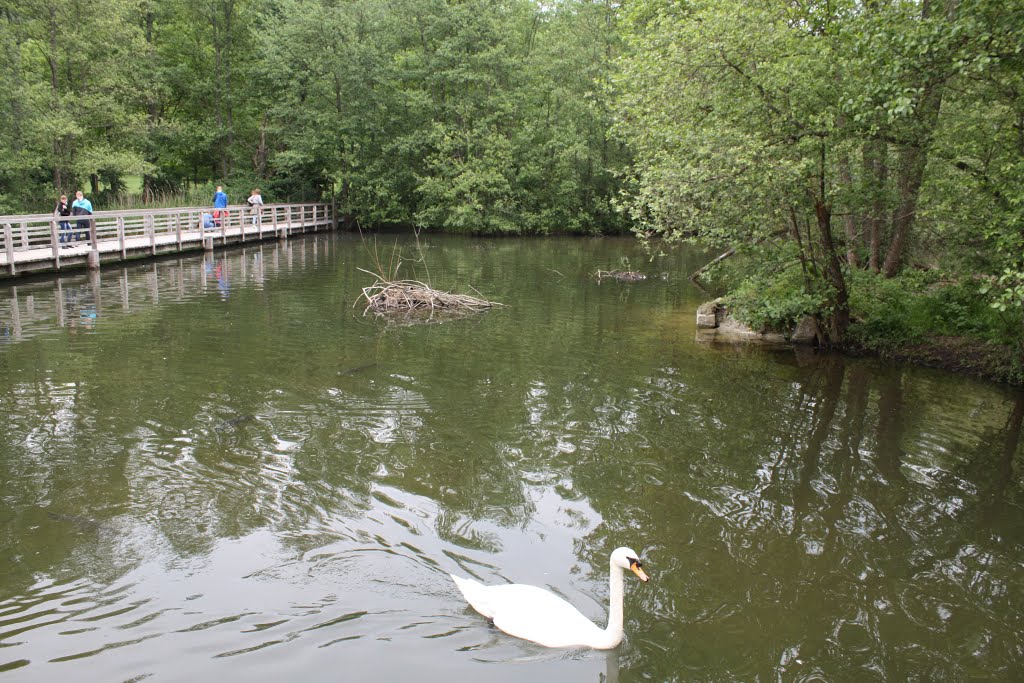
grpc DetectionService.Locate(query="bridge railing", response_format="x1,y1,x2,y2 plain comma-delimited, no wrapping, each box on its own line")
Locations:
1,202,334,263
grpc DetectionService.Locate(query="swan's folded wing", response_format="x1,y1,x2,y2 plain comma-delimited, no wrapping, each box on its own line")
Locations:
487,585,605,648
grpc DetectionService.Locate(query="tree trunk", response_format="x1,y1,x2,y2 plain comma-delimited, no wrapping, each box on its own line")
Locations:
2,8,25,156
223,1,234,173
882,127,935,277
814,198,851,344
881,0,949,277
838,153,859,267
253,113,268,176
864,138,887,273
48,5,63,191
143,10,157,205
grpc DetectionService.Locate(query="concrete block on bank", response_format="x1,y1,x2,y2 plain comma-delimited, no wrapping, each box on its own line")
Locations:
696,298,724,328
696,301,817,346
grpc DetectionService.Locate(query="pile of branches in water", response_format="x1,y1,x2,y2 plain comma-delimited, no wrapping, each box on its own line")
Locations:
594,269,647,282
359,274,503,316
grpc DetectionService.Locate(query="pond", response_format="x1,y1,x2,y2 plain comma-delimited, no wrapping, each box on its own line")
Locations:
1,233,1022,682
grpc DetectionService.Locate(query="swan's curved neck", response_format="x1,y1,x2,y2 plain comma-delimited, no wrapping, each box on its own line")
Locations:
600,561,626,649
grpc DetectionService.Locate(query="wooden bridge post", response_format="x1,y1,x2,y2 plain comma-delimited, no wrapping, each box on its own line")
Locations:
88,218,100,268
50,219,60,266
118,216,127,259
4,223,15,275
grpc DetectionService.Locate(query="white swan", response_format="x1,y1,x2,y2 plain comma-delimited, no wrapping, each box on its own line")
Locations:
450,546,650,649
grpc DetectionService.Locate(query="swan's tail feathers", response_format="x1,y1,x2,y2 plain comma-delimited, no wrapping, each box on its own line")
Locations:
450,574,496,619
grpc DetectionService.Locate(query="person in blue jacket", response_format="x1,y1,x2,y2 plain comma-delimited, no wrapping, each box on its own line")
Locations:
213,185,228,227
213,185,228,209
71,190,93,242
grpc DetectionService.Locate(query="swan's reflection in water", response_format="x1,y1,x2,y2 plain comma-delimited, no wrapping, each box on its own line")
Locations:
602,648,619,683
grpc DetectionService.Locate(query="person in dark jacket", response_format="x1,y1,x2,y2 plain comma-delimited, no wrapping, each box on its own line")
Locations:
54,194,72,244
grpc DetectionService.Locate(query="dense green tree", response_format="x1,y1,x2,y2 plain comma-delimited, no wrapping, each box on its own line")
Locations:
613,0,1024,344
0,0,149,210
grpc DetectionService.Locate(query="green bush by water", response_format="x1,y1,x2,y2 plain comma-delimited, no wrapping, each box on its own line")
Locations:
724,262,1021,353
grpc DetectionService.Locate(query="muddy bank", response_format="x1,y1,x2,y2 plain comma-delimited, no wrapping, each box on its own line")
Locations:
844,336,1022,386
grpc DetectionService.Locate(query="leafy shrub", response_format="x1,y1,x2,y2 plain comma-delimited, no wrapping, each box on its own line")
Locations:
846,269,1022,349
725,264,825,333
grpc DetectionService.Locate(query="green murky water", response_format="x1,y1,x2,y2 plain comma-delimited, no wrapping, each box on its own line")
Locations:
1,233,1022,681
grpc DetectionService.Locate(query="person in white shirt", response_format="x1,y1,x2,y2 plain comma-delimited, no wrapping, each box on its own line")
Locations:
247,188,264,225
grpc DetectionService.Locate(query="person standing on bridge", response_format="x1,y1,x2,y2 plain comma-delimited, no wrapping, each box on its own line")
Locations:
247,188,263,225
213,185,228,209
71,190,93,242
54,194,72,245
213,185,228,226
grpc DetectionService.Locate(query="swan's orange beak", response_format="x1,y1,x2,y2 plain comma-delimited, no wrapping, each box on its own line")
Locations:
630,561,650,582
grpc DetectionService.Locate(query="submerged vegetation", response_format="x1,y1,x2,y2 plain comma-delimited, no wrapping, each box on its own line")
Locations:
1,0,1021,379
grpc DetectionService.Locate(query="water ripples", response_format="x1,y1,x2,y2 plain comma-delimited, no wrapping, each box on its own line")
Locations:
2,235,1022,681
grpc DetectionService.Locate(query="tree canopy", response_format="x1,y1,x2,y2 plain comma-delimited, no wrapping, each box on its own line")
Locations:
614,0,1024,345
0,0,629,235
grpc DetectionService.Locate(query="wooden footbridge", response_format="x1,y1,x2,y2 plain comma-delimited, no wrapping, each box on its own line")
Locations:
1,202,335,279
